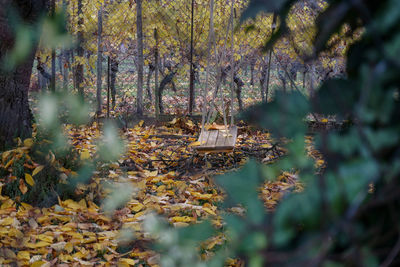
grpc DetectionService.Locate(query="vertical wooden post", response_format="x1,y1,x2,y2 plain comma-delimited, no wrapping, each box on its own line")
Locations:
202,0,214,130
96,3,103,114
50,0,56,91
136,0,144,116
154,28,160,119
188,0,195,115
265,13,277,102
76,0,84,98
62,0,69,91
107,56,110,118
229,0,235,126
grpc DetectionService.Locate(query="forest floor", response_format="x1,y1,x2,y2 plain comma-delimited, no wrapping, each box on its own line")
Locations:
0,116,324,266
0,84,327,266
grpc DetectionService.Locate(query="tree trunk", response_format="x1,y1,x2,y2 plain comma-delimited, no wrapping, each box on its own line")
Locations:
136,0,144,115
62,0,69,91
154,28,160,119
110,57,118,109
75,0,84,97
250,58,255,86
0,0,49,150
146,63,154,103
50,0,56,91
188,0,195,115
259,56,268,101
96,4,103,114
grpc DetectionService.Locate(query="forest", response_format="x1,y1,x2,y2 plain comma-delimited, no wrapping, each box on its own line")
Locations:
0,0,399,266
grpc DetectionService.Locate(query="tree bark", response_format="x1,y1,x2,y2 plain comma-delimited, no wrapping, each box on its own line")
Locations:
0,0,49,150
110,57,118,109
154,28,160,119
96,4,103,114
146,63,154,103
136,0,144,115
75,0,84,97
50,0,56,91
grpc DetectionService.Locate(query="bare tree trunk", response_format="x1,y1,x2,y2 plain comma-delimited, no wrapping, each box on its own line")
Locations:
310,62,316,97
264,13,277,102
136,0,144,115
37,57,51,91
259,56,267,100
62,0,69,91
146,64,154,103
188,0,195,115
96,4,103,114
50,0,56,91
154,28,160,119
75,0,84,97
0,0,49,149
250,58,255,86
110,57,118,109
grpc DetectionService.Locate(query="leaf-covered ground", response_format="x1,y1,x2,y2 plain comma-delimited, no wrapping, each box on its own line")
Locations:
0,117,322,266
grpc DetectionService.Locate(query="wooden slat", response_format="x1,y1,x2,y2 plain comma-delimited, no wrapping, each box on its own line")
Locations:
206,130,219,148
195,126,238,152
226,126,238,147
215,128,229,147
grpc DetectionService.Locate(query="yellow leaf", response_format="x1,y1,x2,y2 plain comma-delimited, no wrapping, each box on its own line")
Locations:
131,203,144,212
25,241,51,248
0,217,15,226
144,170,158,177
80,150,90,160
78,199,87,209
25,173,35,186
191,192,213,200
19,180,28,194
170,216,193,223
261,144,272,149
30,261,47,267
1,150,12,163
65,242,74,253
21,202,33,210
17,251,30,261
203,207,216,215
4,158,14,169
36,234,53,243
32,165,44,176
138,120,144,127
119,258,138,266
186,120,194,127
1,199,14,209
189,141,201,147
23,138,34,148
321,118,328,123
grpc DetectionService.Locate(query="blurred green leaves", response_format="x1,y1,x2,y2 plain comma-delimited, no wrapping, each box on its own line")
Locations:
98,122,125,162
102,182,135,214
242,92,309,138
216,161,266,225
151,0,400,265
1,7,72,71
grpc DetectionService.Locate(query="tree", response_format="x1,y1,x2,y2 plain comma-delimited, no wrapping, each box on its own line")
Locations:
0,0,49,150
136,0,144,116
75,0,84,97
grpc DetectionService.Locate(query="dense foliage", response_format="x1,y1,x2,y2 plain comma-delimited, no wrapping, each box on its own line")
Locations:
147,0,400,266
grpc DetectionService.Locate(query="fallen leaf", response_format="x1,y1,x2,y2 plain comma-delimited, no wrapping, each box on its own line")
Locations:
25,173,35,186
23,138,34,148
32,165,44,176
80,149,91,160
19,179,28,194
